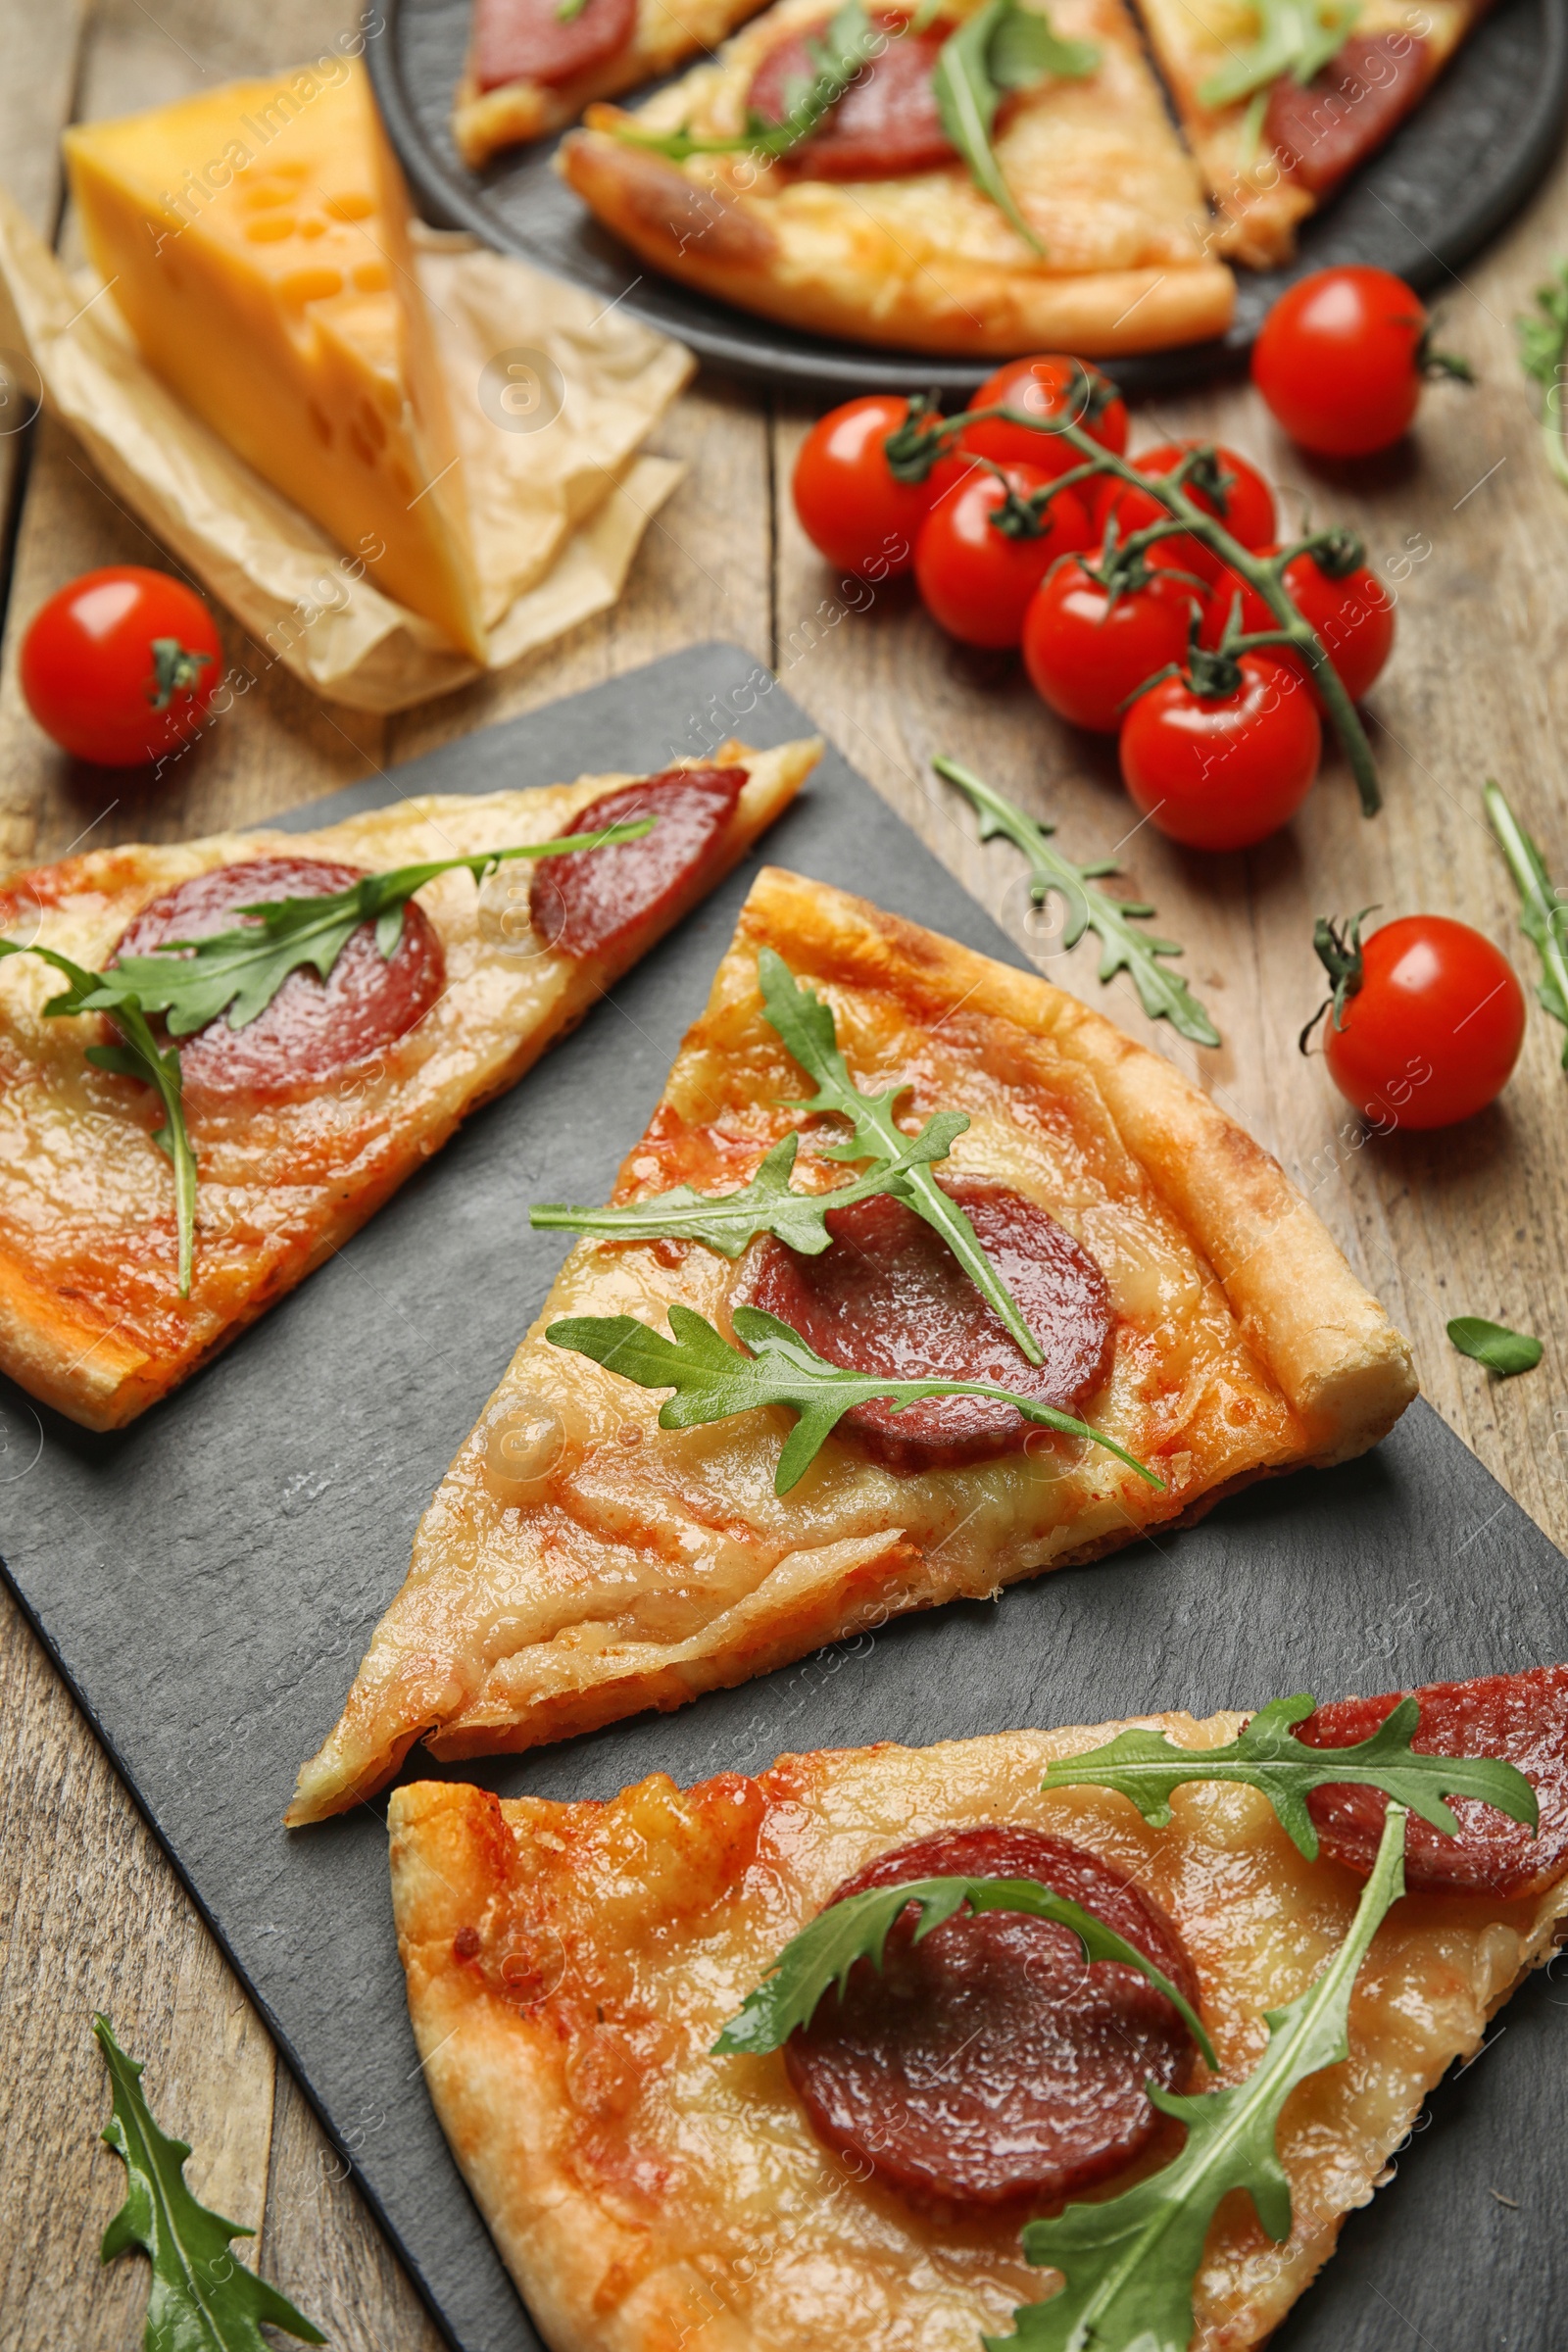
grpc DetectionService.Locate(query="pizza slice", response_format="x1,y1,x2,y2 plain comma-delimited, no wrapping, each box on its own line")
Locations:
556,0,1236,358
0,741,814,1431
387,1663,1568,2352
453,0,778,168
1133,0,1486,268
288,865,1413,1824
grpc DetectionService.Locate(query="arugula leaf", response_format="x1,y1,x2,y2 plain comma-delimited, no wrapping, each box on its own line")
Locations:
1198,0,1361,109
1484,777,1568,1064
992,1801,1406,2352
0,939,197,1297
94,2015,324,2351
531,1118,968,1256
756,946,1048,1362
546,1299,1162,1494
935,759,1221,1049
934,0,1097,254
1038,1690,1539,1860
1515,259,1568,492
1448,1315,1543,1376
110,819,654,1039
713,1872,1215,2068
615,0,887,160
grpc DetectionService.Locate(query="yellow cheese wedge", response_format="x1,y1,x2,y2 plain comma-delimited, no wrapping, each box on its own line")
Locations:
64,61,486,662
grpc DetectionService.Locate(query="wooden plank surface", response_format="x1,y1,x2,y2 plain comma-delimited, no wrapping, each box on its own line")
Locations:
0,0,1565,2340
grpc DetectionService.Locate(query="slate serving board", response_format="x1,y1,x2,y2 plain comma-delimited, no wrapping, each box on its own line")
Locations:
1,642,1564,2352
367,0,1568,398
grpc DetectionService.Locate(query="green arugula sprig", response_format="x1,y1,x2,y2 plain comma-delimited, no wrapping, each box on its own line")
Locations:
1516,260,1568,492
1038,1690,1538,1859
534,947,1039,1356
1485,777,1568,1067
547,1299,1161,1494
713,1871,1215,2067
935,759,1221,1049
1447,1315,1543,1377
1198,0,1359,110
94,2015,324,2352
615,0,889,160
0,939,197,1296
993,1802,1407,2352
933,0,1097,252
111,819,654,1038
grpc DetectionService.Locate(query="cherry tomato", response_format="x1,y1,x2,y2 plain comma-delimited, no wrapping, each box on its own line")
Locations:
1318,915,1525,1128
1119,655,1320,851
1252,268,1448,459
1022,558,1198,734
959,355,1130,477
1097,442,1277,583
21,566,221,769
1200,544,1396,705
792,395,942,578
914,467,1095,649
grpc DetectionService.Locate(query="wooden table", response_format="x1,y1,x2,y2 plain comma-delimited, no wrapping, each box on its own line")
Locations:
3,1,1567,2340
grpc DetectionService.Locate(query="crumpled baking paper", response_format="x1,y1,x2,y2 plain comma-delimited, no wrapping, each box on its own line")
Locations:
0,187,694,711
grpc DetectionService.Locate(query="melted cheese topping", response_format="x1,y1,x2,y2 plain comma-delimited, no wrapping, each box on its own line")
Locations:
291,869,1327,1820
389,1717,1568,2352
0,743,811,1427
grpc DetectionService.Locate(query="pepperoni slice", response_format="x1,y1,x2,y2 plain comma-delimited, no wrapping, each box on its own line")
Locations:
784,1825,1200,2207
1264,34,1431,197
747,16,957,181
528,766,749,963
743,1180,1113,1471
111,856,445,1100
470,0,639,94
1299,1666,1568,1898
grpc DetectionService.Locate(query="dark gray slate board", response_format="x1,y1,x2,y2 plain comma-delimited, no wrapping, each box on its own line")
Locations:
368,0,1568,398
1,642,1564,2352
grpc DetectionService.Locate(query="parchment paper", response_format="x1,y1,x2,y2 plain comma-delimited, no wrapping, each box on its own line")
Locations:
0,189,694,710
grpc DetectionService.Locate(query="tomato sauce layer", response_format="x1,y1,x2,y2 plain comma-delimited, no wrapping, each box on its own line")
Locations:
1301,1665,1568,1897
744,1179,1113,1470
529,766,748,961
748,17,957,179
784,1824,1200,2206
471,0,638,91
112,856,445,1100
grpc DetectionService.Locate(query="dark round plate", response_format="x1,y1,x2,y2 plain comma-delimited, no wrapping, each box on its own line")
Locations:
368,0,1568,397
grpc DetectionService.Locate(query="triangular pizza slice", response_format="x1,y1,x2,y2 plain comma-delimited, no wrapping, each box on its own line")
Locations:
557,0,1236,358
289,866,1413,1823
0,740,814,1429
1133,0,1489,267
387,1665,1568,2351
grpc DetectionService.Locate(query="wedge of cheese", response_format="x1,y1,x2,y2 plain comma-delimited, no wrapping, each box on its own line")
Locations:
64,61,486,661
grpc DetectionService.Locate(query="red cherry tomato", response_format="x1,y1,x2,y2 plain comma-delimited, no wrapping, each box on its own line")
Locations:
792,395,941,578
1098,443,1277,582
21,566,221,769
1022,557,1198,734
959,355,1130,477
1200,544,1396,705
914,467,1095,649
1318,915,1526,1128
1119,655,1320,851
1253,268,1443,459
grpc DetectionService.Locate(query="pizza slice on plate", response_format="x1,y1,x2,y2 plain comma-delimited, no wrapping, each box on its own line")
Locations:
288,865,1413,1823
557,0,1236,357
1134,0,1486,267
0,740,814,1431
387,1664,1568,2351
453,0,779,167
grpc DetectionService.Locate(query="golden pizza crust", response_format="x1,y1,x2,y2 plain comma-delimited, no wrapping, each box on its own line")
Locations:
452,0,776,166
389,1712,1568,2352
557,0,1236,357
0,742,815,1431
289,867,1413,1823
1136,0,1478,267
